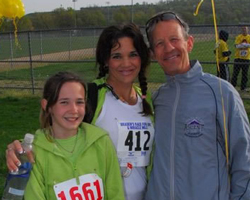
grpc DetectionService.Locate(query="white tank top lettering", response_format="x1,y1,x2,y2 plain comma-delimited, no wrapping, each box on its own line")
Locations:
95,91,154,200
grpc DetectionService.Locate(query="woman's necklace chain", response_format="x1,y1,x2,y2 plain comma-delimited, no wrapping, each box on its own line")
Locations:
105,83,137,104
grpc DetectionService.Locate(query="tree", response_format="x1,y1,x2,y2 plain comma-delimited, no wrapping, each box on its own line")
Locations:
18,16,34,31
78,10,106,27
29,13,55,30
53,7,75,28
4,0,249,30
0,18,14,32
134,11,148,25
113,7,130,24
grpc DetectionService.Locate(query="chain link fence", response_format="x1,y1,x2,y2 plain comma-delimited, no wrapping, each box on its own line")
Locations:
2,24,250,198
0,25,250,96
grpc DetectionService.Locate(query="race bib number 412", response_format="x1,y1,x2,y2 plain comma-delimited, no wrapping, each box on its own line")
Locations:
54,174,104,200
117,121,154,167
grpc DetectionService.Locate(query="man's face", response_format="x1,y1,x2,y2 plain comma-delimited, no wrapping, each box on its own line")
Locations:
242,26,248,36
151,20,194,76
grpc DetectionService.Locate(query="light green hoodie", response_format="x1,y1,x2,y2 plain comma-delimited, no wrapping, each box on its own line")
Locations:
24,122,125,200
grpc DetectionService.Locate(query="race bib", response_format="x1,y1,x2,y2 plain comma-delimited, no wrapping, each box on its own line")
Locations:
54,174,104,200
240,50,248,57
117,121,154,167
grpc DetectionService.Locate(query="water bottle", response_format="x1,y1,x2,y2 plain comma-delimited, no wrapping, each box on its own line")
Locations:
2,133,34,200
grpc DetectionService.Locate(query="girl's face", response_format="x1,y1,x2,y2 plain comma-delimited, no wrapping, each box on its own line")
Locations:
46,82,86,138
106,37,141,86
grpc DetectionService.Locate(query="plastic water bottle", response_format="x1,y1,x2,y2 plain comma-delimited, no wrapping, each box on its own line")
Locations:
2,133,34,200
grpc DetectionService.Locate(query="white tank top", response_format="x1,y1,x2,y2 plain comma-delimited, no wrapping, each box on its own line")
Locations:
95,91,154,200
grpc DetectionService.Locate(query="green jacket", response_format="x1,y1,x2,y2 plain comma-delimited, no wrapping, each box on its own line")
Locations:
24,123,125,200
91,77,154,180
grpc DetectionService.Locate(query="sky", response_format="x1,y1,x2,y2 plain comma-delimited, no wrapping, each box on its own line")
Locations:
22,0,160,14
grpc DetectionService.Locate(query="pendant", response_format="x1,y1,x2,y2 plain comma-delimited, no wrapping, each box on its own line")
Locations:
122,163,133,178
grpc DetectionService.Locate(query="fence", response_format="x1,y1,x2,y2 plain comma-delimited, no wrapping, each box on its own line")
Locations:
0,24,250,95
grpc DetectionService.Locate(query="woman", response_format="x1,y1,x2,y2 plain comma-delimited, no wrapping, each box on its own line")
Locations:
90,23,154,200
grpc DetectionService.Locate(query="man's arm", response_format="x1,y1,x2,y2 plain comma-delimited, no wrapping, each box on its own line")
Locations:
222,50,231,57
227,88,250,199
235,43,250,48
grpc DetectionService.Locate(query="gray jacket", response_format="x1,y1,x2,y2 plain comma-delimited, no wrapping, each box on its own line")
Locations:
145,60,250,200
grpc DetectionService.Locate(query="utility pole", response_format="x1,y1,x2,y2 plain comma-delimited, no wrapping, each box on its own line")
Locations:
106,1,110,25
131,0,134,23
72,0,77,28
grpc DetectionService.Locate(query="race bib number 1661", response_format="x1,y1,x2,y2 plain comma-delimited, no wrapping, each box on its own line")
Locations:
54,174,104,200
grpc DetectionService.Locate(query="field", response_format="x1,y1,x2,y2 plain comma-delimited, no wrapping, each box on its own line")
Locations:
0,34,237,91
0,34,99,60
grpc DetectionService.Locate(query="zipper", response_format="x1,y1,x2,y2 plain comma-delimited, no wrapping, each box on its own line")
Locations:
170,77,180,200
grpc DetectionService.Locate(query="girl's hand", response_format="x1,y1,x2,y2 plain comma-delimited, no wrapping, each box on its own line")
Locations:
6,140,35,173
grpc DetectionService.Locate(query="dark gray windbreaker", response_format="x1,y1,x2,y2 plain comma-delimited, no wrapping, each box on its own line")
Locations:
145,60,250,200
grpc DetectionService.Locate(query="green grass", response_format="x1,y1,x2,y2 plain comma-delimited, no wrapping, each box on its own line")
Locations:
0,62,166,92
0,62,99,90
1,92,250,197
0,60,247,93
0,34,235,62
0,35,98,60
0,95,41,195
190,38,236,62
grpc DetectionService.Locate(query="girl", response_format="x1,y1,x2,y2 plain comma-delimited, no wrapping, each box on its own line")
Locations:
24,72,125,200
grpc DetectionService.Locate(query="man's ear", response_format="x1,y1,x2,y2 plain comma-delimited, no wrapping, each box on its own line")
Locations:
150,48,156,60
187,35,194,53
41,99,47,111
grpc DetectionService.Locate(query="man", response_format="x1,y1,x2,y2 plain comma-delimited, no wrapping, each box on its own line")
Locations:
231,26,250,92
145,11,250,200
216,30,231,81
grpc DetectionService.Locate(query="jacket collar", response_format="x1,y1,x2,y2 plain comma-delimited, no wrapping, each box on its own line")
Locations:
34,123,107,157
165,60,202,85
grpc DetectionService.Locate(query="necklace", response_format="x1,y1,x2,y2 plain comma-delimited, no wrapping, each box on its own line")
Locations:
105,83,137,105
54,132,79,154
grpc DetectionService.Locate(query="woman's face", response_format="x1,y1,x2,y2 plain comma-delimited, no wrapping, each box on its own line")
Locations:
106,37,141,86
